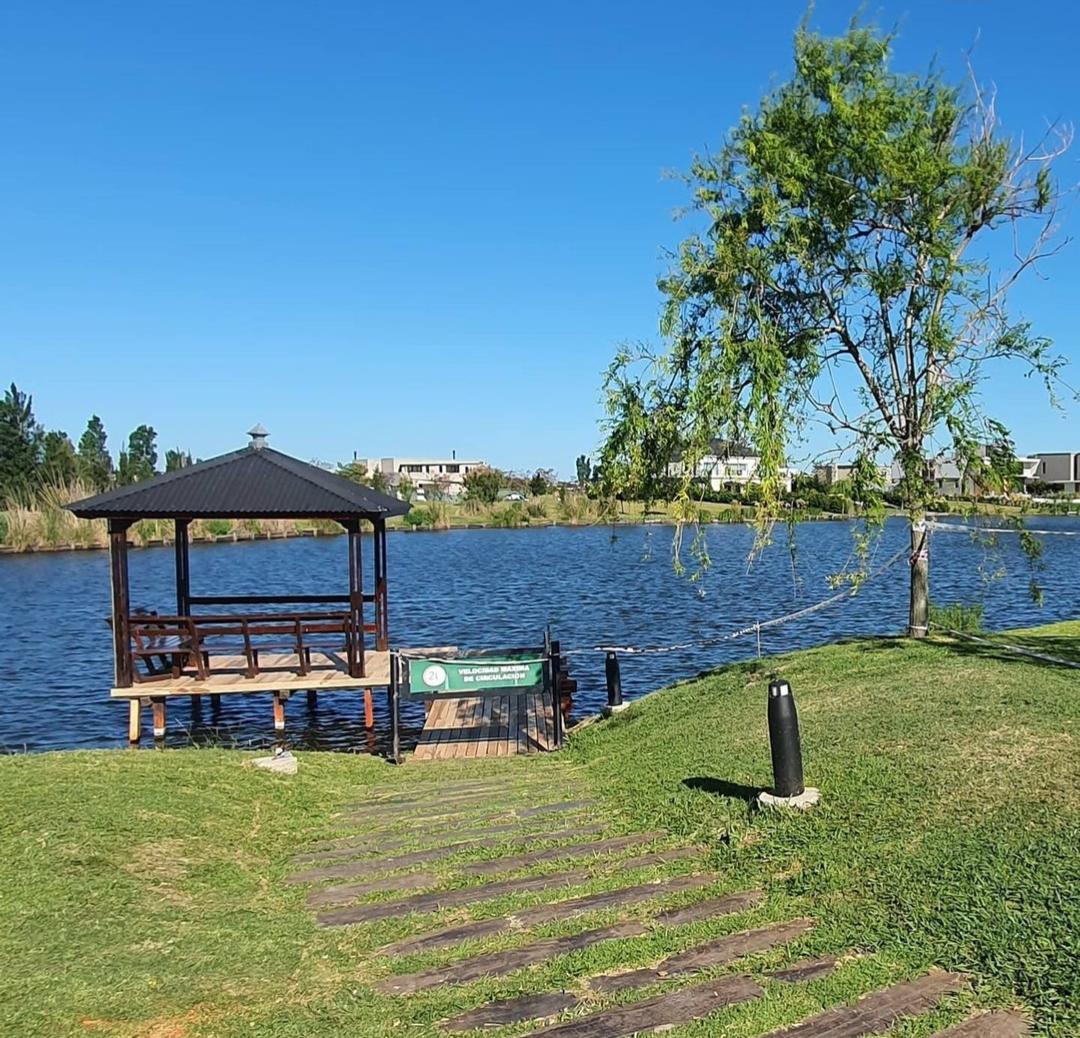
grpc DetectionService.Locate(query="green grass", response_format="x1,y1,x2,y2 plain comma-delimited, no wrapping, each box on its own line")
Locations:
2,624,1078,1036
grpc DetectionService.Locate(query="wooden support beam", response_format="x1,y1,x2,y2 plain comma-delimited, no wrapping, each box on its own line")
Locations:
345,520,365,677
363,688,375,729
306,690,318,709
128,699,141,744
374,518,388,651
273,692,286,731
174,518,191,616
108,519,134,688
151,698,166,740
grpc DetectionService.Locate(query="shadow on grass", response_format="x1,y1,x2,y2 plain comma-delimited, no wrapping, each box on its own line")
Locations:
682,776,762,804
935,632,1080,671
854,630,1080,670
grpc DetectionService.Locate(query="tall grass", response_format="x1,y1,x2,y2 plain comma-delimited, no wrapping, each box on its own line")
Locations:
0,480,346,552
1,478,107,550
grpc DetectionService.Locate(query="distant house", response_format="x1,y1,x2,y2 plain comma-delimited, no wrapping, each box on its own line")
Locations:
814,462,858,486
1030,452,1080,494
668,440,795,493
887,448,1040,498
354,455,486,500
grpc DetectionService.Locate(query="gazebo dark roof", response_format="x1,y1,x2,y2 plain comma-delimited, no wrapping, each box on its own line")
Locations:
70,437,409,521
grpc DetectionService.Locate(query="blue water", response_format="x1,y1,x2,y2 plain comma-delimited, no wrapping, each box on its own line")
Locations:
1,517,1077,752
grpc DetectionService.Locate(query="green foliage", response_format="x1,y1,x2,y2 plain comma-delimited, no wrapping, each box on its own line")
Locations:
463,465,504,504
165,448,193,472
202,519,232,537
76,415,112,491
337,461,389,493
0,383,43,497
116,424,158,485
527,468,555,497
403,506,435,528
40,430,77,484
600,18,1070,614
489,502,526,527
396,475,416,504
575,453,592,487
928,600,985,634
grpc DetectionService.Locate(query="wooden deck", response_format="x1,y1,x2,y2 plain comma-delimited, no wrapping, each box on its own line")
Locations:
413,693,558,760
110,650,391,699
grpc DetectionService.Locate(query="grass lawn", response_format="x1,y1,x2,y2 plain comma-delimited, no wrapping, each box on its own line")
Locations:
2,623,1077,1037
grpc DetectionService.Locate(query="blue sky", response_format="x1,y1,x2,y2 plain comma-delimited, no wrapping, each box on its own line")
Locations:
3,1,1078,477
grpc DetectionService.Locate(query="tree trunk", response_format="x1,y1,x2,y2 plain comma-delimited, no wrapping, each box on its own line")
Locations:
908,511,929,637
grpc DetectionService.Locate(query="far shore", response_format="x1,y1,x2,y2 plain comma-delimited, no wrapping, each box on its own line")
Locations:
2,501,1076,556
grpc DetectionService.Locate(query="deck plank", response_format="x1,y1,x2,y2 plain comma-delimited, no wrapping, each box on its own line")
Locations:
417,691,558,760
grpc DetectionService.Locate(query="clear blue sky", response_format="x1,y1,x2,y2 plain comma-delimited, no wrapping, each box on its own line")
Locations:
3,1,1078,477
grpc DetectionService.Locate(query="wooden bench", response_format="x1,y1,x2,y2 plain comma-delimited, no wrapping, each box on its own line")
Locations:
128,611,372,683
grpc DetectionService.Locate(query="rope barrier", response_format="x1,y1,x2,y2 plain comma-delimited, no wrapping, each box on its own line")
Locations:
929,624,1080,671
562,545,910,657
927,520,1080,536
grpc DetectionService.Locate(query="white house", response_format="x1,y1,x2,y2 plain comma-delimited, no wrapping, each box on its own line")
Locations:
668,441,795,493
353,455,486,500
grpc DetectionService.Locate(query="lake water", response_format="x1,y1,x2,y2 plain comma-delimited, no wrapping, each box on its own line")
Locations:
2,516,1078,753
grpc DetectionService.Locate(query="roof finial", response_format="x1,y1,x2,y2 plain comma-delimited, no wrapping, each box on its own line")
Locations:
248,424,269,450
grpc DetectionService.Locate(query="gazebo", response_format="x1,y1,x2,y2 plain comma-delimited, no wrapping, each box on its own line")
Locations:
70,427,409,742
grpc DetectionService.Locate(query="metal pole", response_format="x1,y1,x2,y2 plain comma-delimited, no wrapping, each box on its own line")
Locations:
605,651,623,709
767,675,804,798
389,652,401,764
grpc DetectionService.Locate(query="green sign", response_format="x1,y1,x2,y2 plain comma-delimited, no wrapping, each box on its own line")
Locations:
407,656,545,696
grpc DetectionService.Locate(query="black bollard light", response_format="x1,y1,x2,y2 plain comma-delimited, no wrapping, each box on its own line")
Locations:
605,651,623,709
767,675,804,798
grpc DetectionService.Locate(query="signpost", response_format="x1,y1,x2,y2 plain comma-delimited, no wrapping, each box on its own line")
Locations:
388,635,562,762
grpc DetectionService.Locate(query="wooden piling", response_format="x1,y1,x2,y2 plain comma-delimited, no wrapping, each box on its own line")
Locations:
307,690,318,709
273,692,286,732
151,698,166,740
128,699,141,743
363,688,375,729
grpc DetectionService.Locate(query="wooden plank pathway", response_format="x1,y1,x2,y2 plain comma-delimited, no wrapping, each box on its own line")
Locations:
412,692,557,759
283,775,1035,1037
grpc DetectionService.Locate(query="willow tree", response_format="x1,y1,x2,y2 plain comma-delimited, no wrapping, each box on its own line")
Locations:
601,22,1071,636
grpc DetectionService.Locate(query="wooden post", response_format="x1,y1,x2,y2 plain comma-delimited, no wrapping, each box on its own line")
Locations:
128,699,141,744
306,690,317,709
272,692,285,732
345,519,365,677
174,518,191,616
151,698,167,739
375,517,389,651
364,688,375,729
108,519,134,688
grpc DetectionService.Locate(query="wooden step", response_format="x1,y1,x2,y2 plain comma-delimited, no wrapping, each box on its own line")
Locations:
930,1011,1030,1036
524,973,763,1038
588,918,813,994
461,831,667,875
762,971,965,1036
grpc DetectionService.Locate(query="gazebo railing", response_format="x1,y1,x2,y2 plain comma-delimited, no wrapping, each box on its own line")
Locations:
127,607,372,682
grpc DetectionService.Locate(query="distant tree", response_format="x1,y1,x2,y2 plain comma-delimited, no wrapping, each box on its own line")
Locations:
528,468,556,496
574,454,592,488
0,383,44,496
76,415,113,491
464,465,504,504
397,475,416,504
41,430,78,484
117,425,158,485
337,461,389,493
165,448,194,472
601,20,1071,632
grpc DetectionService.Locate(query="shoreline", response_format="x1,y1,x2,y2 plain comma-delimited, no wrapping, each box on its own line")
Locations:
2,506,1076,556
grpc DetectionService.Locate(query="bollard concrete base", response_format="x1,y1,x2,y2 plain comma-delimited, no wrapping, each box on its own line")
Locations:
602,703,630,718
758,787,820,811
